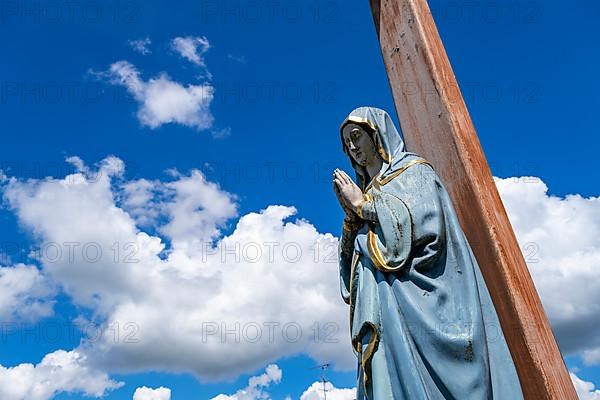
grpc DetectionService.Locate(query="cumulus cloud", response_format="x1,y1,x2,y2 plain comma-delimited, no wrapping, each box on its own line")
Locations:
107,60,214,130
300,381,356,400
570,372,600,400
2,156,353,381
0,264,54,321
495,177,600,362
133,386,171,400
121,178,163,228
0,350,122,400
171,36,210,67
159,169,238,246
129,38,152,55
5,156,599,392
210,364,282,400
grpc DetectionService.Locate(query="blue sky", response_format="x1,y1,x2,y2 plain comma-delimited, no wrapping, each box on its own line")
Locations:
1,0,599,399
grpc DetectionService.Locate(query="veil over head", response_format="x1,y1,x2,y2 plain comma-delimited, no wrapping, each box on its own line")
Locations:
340,106,412,191
337,108,524,400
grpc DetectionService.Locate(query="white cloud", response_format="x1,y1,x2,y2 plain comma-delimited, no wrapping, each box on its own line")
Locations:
227,54,247,64
0,264,54,321
2,156,353,381
108,60,214,131
65,155,86,172
133,386,171,400
300,381,356,400
3,158,144,313
212,127,232,139
570,372,600,400
121,178,162,227
0,350,122,400
495,177,600,362
210,364,282,400
171,36,210,67
583,350,600,365
8,156,599,390
129,38,152,55
159,169,238,246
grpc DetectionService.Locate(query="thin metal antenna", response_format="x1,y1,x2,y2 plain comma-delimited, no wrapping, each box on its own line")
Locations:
309,363,331,400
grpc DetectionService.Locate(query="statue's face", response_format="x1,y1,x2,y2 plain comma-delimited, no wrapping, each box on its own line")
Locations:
342,123,379,167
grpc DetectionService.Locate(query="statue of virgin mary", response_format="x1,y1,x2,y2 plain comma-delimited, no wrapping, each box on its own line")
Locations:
333,106,524,399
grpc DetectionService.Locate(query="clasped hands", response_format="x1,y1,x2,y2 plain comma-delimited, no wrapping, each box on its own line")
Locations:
333,169,364,223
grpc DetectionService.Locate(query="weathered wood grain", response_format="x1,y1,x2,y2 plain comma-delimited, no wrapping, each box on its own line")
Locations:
369,0,577,398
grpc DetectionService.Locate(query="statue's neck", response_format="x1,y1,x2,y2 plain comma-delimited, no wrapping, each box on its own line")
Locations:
366,158,383,182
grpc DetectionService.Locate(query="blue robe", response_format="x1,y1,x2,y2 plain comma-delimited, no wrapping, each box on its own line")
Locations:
338,107,523,399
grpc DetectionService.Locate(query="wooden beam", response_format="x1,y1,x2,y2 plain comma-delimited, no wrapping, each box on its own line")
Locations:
369,0,577,398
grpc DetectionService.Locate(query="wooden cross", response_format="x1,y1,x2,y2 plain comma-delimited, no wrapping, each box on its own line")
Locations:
368,0,577,398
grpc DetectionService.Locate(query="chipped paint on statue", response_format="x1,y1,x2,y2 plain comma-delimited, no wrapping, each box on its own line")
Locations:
333,107,524,399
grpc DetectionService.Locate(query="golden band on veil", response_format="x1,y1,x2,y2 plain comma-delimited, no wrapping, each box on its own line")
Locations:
340,115,393,164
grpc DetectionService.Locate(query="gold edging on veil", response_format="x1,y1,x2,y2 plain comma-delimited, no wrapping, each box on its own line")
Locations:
349,253,380,389
340,115,377,135
367,209,414,273
360,322,379,393
340,115,393,164
356,193,373,220
363,158,433,194
379,158,433,186
366,179,417,273
367,229,389,271
349,250,360,344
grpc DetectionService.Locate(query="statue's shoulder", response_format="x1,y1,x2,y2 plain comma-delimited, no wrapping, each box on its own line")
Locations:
378,154,435,189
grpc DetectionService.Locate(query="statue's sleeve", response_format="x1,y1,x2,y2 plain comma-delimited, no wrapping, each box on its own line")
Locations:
339,221,359,305
356,193,377,221
368,167,446,272
365,190,413,271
